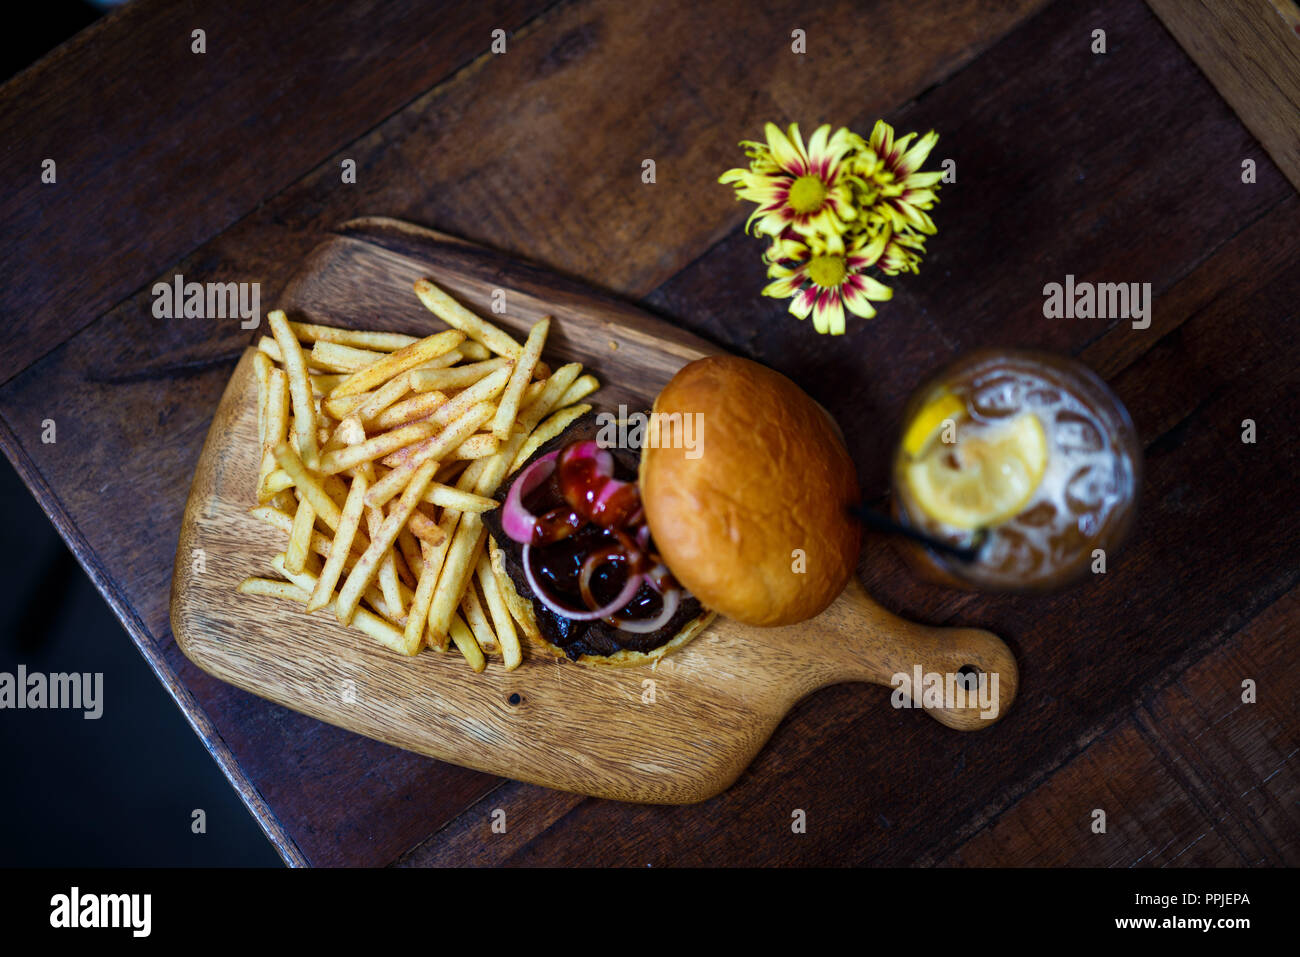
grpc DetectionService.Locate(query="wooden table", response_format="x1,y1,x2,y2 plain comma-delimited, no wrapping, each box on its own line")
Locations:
3,0,1297,867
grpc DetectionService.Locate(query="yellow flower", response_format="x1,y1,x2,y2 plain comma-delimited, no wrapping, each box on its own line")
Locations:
720,118,943,333
762,230,894,334
849,120,943,235
719,123,858,251
876,223,927,276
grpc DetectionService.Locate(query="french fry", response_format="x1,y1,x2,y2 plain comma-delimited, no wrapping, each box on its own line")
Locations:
489,535,540,642
310,373,348,396
330,329,465,398
415,365,512,438
257,336,282,364
492,317,549,440
318,420,438,475
370,391,448,431
269,310,320,470
476,550,521,670
557,373,600,408
322,392,371,421
407,508,447,546
397,527,424,581
460,582,499,655
458,340,491,361
448,612,486,672
285,497,316,574
366,401,495,508
288,321,417,352
435,458,471,484
330,415,367,450
409,358,512,393
254,351,272,448
309,341,389,373
335,456,441,625
258,367,290,502
378,546,404,622
418,462,489,650
269,489,298,515
519,379,546,408
425,514,486,646
423,483,499,513
238,577,311,602
273,443,342,530
510,403,592,473
414,278,522,359
250,505,357,562
272,554,415,655
402,527,446,653
451,433,500,460
479,362,582,495
306,473,368,612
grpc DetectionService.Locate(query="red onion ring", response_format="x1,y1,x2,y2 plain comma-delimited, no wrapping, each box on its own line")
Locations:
523,544,644,621
610,586,680,633
502,451,559,544
560,440,614,478
644,562,675,594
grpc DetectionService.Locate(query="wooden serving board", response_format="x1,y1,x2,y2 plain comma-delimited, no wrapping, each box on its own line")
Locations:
171,217,1019,804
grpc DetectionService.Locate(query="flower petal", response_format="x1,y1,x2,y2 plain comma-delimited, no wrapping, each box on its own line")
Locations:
766,122,808,176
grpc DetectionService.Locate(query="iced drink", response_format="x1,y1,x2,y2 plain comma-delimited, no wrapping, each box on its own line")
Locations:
892,349,1141,591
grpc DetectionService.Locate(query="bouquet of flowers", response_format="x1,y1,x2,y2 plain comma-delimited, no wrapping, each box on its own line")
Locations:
719,121,942,334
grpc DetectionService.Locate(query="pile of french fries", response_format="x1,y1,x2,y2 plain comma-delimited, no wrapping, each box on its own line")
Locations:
237,278,599,671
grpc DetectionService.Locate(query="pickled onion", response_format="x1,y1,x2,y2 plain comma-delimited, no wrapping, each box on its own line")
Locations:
523,544,644,621
502,451,559,544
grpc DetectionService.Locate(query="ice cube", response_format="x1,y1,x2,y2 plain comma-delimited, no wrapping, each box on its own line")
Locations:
1054,411,1103,454
970,377,1023,418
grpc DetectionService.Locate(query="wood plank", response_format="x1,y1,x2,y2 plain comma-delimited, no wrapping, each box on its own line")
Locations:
0,0,554,382
1147,0,1300,193
941,585,1299,865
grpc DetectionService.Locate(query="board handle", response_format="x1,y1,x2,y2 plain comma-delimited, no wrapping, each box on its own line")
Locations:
814,578,1018,731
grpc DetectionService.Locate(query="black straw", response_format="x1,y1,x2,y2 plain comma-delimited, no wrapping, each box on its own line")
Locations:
850,504,989,564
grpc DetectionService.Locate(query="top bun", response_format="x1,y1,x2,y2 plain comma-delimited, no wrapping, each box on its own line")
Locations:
638,356,861,626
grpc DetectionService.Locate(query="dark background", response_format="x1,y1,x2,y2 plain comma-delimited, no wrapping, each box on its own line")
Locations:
1,0,280,867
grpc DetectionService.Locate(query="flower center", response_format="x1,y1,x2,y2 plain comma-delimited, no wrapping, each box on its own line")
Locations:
788,175,828,214
808,255,847,288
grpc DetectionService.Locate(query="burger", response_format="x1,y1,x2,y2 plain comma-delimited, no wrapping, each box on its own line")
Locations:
480,355,862,666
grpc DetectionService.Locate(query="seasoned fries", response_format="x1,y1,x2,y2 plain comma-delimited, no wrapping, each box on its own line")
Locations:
269,310,319,470
414,278,522,358
237,280,601,671
330,329,465,398
493,317,549,440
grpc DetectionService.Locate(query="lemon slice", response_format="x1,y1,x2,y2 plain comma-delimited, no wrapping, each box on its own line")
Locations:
902,392,967,457
904,412,1048,529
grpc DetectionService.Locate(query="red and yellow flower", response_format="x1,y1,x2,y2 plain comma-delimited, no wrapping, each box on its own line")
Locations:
761,230,894,335
718,123,859,252
720,118,943,334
